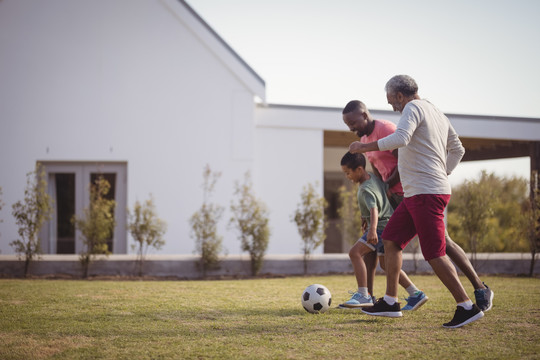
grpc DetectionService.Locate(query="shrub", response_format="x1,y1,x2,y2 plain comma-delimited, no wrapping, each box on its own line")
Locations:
229,172,270,276
292,182,328,274
72,176,116,278
190,165,224,278
128,195,167,277
10,163,53,277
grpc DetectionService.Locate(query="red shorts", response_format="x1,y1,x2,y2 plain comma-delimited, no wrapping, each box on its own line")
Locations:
381,194,450,261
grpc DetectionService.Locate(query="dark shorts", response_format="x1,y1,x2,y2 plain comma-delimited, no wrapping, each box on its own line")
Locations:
382,194,450,261
357,228,385,256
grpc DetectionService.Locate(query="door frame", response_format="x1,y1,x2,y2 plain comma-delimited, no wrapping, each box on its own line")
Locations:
40,161,127,254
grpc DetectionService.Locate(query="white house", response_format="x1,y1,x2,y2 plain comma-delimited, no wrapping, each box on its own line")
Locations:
1,0,539,257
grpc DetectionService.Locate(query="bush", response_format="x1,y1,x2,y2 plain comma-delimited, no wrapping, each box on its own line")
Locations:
190,165,224,278
72,176,116,278
10,163,53,277
292,182,328,274
337,185,362,245
229,172,270,276
128,195,167,276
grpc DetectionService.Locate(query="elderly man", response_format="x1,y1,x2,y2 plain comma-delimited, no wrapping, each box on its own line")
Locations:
349,75,484,328
342,100,493,313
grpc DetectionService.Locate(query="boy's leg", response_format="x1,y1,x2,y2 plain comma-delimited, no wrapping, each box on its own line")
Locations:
378,255,415,290
362,201,416,318
381,254,429,311
363,251,378,296
349,241,375,289
340,240,377,308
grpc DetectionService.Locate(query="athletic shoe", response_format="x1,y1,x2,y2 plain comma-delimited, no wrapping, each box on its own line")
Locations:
402,290,429,311
474,283,494,312
442,304,484,328
339,292,374,308
361,298,402,317
371,295,377,304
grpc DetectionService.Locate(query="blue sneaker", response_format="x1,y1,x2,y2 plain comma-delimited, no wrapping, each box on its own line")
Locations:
474,282,494,312
339,292,374,308
402,291,428,311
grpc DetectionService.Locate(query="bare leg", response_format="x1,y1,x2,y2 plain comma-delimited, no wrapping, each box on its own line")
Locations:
349,242,376,289
382,240,402,298
379,255,413,290
428,255,469,303
363,251,378,295
445,231,484,289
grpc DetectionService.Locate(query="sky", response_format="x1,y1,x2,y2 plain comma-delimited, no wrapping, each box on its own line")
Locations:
186,0,539,185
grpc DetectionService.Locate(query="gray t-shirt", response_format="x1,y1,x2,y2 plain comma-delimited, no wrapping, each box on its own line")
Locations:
357,173,393,232
377,99,465,197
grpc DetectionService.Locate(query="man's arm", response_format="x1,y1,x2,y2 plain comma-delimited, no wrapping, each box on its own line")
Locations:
385,149,401,189
349,141,379,154
446,125,465,175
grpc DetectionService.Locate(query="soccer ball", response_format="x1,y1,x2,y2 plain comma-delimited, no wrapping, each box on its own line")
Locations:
301,284,332,314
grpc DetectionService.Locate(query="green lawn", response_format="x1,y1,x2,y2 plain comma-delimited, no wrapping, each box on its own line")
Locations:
0,275,538,359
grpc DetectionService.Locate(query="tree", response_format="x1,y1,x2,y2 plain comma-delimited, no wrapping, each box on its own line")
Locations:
229,172,271,276
189,165,224,278
447,171,532,257
10,163,53,277
128,195,167,277
72,176,116,278
292,182,328,275
447,172,494,268
336,185,362,245
526,170,540,277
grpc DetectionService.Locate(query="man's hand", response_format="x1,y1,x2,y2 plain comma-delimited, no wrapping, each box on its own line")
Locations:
349,141,366,154
349,140,379,154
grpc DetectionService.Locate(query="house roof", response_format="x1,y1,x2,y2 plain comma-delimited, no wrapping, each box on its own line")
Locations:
163,0,266,101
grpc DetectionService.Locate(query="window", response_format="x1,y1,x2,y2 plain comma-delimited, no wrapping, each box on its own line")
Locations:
40,162,127,254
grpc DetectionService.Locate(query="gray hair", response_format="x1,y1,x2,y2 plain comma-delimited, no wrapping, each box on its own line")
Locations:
385,75,418,97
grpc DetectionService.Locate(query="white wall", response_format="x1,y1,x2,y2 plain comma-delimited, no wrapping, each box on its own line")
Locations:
0,0,260,255
254,107,325,254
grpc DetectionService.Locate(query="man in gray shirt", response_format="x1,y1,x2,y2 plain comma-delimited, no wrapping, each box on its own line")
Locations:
349,75,484,328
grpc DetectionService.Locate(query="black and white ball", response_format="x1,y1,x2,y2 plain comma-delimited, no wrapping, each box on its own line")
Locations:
301,284,332,313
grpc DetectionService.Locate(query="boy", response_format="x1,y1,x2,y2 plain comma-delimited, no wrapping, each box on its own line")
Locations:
341,99,493,312
338,151,427,314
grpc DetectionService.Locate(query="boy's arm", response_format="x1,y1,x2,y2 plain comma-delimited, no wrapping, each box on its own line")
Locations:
367,207,378,245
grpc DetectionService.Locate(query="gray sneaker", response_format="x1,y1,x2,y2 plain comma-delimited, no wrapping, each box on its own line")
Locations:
474,282,494,312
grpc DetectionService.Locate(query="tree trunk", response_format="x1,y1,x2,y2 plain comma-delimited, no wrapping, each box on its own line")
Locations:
24,257,30,278
529,249,536,277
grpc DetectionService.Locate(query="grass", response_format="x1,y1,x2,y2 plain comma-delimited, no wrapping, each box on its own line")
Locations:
0,275,538,359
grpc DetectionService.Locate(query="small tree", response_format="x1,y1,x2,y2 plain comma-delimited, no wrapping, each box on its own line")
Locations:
128,195,167,277
292,182,328,275
337,185,362,245
190,165,224,278
229,172,271,276
72,176,116,278
527,170,540,277
449,171,494,268
10,163,53,277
